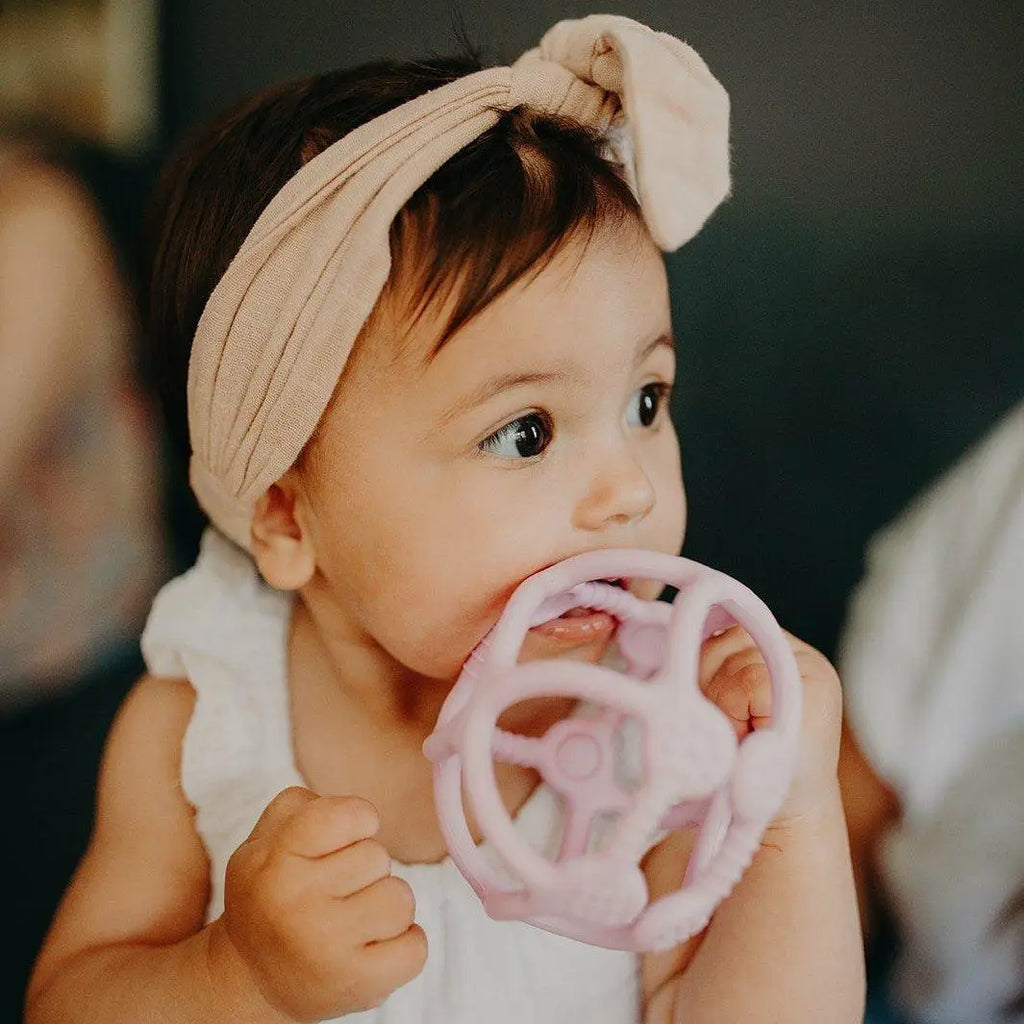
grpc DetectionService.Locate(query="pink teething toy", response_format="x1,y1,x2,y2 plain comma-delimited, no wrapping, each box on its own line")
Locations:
422,550,802,952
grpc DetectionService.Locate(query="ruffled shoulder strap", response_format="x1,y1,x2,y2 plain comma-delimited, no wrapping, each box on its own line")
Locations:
141,529,302,917
142,528,291,680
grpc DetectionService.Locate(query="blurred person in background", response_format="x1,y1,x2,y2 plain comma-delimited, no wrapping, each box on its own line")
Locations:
0,130,167,1019
838,399,1024,1024
0,135,165,709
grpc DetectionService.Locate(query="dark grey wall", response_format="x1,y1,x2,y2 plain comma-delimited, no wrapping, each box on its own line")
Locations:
162,0,1024,232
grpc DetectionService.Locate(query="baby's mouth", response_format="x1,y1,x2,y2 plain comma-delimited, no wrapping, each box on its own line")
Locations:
526,578,626,646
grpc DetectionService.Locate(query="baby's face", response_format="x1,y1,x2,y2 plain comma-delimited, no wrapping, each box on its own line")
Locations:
299,222,685,680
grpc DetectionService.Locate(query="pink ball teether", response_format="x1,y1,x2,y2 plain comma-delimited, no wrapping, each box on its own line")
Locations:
422,550,802,952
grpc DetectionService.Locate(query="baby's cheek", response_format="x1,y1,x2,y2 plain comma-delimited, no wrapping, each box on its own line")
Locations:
654,445,687,549
408,625,481,680
398,594,506,679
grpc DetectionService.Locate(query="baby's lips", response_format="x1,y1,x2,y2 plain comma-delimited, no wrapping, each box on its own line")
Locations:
527,608,618,646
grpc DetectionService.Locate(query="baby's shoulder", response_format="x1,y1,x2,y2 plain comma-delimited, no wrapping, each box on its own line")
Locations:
118,672,196,729
101,674,197,804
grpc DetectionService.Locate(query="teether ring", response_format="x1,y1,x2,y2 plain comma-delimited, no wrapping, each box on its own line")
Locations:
422,550,801,951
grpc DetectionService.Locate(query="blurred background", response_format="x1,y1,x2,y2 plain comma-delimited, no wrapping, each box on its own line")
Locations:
1,1,1021,1020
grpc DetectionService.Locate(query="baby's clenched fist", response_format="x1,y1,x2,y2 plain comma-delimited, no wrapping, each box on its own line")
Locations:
699,625,844,825
218,787,427,1022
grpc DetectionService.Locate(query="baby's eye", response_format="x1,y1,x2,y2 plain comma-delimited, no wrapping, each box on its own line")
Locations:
627,382,672,428
479,412,553,460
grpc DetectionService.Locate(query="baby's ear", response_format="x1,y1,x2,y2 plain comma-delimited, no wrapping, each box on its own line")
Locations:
250,473,316,591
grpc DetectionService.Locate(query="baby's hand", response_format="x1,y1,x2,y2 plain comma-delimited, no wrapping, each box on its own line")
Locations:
219,787,427,1022
699,625,843,825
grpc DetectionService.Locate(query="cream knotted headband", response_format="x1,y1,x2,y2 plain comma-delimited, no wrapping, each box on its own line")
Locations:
187,14,731,550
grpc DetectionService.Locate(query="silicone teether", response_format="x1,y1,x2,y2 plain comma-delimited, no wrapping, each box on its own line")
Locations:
422,550,801,951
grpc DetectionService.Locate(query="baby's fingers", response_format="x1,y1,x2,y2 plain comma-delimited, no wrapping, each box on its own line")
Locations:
314,838,393,899
355,924,429,1007
697,624,758,685
701,650,774,739
247,785,319,840
277,794,381,859
345,875,418,945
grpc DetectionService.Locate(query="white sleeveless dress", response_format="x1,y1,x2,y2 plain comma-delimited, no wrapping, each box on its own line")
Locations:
141,529,642,1023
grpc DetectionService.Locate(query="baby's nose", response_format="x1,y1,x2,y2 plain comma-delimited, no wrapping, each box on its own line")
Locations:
573,448,656,532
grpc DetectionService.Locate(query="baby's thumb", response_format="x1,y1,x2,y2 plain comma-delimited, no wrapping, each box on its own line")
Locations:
247,786,318,842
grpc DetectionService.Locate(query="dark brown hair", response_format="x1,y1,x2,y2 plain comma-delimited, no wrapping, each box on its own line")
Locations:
144,53,642,459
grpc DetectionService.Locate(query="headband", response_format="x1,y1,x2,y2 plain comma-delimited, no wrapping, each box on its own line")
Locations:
187,14,730,550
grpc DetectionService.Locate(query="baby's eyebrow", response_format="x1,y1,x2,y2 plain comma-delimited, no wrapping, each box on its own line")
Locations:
438,369,571,427
638,331,675,362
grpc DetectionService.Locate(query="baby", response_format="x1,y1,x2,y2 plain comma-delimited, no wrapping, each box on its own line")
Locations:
26,15,864,1023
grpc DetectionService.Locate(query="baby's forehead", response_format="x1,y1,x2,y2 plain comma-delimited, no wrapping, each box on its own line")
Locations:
369,199,652,358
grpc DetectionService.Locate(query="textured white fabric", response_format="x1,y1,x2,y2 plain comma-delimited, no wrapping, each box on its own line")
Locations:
142,530,641,1023
838,400,1024,1024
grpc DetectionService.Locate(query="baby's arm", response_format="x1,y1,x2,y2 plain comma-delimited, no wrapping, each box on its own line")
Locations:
23,675,253,1021
641,629,865,1024
25,675,427,1023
